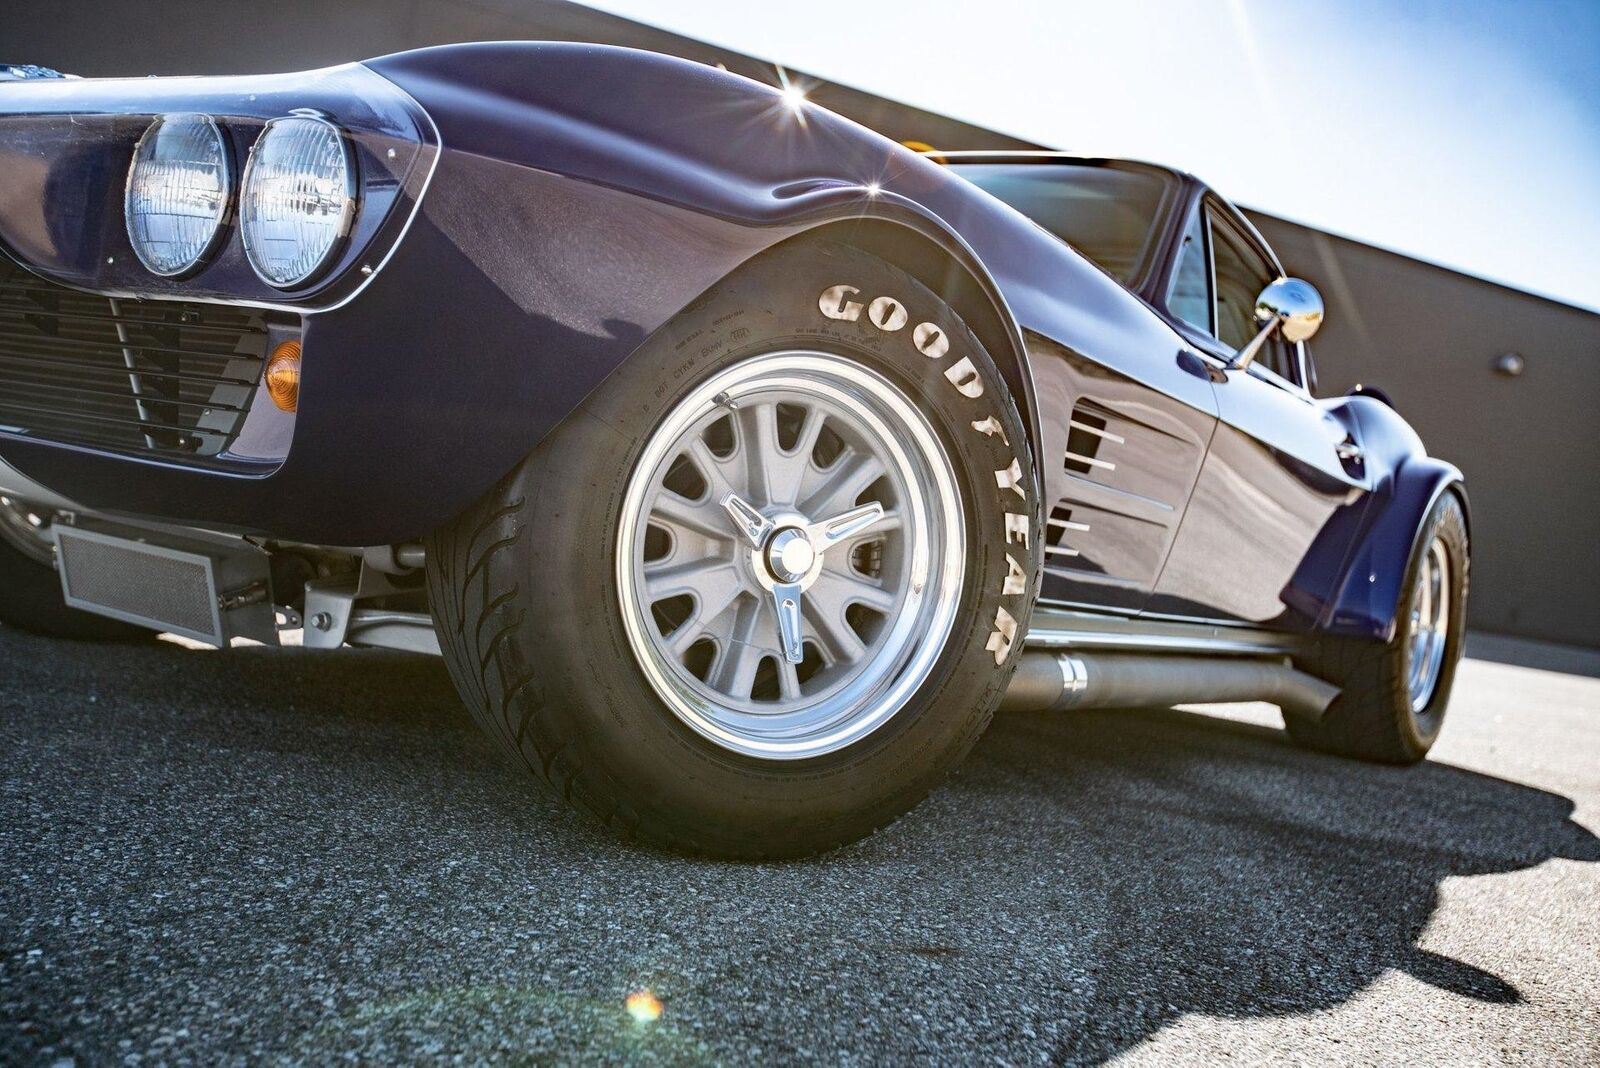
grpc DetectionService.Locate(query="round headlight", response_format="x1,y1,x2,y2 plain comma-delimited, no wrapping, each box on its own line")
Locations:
240,114,356,288
124,114,231,277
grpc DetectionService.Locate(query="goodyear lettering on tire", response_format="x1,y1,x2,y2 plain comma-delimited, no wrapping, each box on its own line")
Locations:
820,283,1030,665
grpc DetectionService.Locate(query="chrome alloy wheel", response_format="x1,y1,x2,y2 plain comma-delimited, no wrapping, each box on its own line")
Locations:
0,494,55,567
1406,536,1452,713
616,351,965,760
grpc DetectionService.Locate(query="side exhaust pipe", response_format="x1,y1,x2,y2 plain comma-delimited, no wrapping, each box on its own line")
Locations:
1001,651,1339,721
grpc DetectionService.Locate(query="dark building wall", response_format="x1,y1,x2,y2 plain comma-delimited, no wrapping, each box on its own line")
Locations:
5,0,1596,646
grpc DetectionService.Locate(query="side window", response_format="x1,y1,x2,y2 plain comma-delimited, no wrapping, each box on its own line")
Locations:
1167,209,1211,334
1208,210,1297,382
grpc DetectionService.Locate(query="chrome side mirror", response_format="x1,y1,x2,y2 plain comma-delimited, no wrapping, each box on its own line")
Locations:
1231,277,1324,371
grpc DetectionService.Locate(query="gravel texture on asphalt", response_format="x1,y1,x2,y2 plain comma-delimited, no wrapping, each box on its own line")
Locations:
2,625,1596,1065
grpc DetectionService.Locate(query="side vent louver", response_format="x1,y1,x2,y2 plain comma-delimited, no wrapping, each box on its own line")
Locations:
1045,503,1091,561
1064,403,1124,476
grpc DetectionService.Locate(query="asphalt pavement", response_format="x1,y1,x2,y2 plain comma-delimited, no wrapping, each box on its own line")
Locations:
2,624,1596,1065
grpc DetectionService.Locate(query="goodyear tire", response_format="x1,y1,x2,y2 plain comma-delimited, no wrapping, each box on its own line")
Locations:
0,497,153,641
427,239,1043,858
1286,492,1469,763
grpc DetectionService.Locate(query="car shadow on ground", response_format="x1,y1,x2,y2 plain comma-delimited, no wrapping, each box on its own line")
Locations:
969,702,1599,1061
3,629,1596,1063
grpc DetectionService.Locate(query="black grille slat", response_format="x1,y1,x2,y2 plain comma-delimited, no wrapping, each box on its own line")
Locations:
0,373,251,414
0,303,262,337
0,262,269,461
0,399,216,438
0,326,259,363
0,349,255,388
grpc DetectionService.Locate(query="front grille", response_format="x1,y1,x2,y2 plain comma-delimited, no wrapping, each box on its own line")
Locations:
0,259,268,460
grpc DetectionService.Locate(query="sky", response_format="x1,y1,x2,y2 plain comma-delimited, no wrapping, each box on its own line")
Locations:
588,0,1600,312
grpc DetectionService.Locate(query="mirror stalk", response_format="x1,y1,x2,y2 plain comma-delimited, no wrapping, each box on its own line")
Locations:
1230,319,1279,372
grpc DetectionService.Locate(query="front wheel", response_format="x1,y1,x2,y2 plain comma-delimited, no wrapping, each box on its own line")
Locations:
1286,492,1469,763
427,240,1042,857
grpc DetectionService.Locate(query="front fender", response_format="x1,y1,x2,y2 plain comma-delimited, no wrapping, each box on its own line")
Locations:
0,42,1103,544
1322,396,1468,641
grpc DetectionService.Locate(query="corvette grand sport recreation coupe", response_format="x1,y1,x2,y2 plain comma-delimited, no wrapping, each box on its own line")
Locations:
0,44,1469,857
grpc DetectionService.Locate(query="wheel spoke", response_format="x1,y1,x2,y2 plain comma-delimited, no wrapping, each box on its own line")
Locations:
711,601,768,697
643,557,743,613
809,567,898,615
777,658,802,701
801,448,886,520
650,490,731,542
802,593,865,664
666,617,708,656
748,401,827,508
686,436,742,505
1406,538,1452,713
801,561,897,664
738,401,784,504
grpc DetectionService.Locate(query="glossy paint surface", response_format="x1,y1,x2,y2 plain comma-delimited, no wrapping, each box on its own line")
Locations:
0,42,1460,641
1151,370,1369,626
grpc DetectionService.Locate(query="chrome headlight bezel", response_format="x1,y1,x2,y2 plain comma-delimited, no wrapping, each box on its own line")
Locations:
123,113,233,279
239,112,358,290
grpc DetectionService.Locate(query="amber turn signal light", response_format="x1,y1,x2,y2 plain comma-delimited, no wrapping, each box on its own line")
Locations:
265,340,301,413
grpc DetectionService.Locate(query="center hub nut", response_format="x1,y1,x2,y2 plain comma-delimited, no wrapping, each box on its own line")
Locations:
765,527,816,583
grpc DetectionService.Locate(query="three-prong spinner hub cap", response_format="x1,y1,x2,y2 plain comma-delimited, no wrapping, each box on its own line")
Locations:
616,351,965,759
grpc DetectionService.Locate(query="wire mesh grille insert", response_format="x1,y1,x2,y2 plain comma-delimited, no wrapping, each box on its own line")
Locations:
56,527,221,643
0,260,268,460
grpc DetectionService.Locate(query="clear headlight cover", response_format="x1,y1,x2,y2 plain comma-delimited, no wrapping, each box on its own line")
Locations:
240,114,355,288
124,114,231,277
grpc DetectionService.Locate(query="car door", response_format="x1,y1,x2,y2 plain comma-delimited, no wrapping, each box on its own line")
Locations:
1029,328,1220,616
1149,199,1371,627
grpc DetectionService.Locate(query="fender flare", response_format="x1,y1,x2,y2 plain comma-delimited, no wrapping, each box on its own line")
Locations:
1324,456,1468,642
702,192,1044,491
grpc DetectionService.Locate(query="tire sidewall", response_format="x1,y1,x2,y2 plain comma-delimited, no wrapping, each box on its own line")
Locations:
516,239,1042,848
1397,492,1469,750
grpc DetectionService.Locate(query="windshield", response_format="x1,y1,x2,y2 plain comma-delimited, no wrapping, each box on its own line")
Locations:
949,163,1172,284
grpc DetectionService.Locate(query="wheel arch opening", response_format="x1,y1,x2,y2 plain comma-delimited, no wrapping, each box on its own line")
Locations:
750,218,1041,477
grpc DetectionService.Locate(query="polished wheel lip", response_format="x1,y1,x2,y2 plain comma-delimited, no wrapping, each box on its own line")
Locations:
0,494,55,567
615,350,965,761
1406,536,1452,714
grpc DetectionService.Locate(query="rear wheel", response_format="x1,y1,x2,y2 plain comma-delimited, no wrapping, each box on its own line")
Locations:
0,495,154,641
1286,492,1469,763
427,240,1042,857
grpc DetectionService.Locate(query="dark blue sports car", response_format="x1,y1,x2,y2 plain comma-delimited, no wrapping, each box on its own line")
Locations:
0,43,1469,857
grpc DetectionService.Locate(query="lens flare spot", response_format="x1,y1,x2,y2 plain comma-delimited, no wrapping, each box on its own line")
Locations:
625,989,662,1023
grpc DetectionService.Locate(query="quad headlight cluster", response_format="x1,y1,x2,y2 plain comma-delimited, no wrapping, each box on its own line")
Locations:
123,110,356,288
